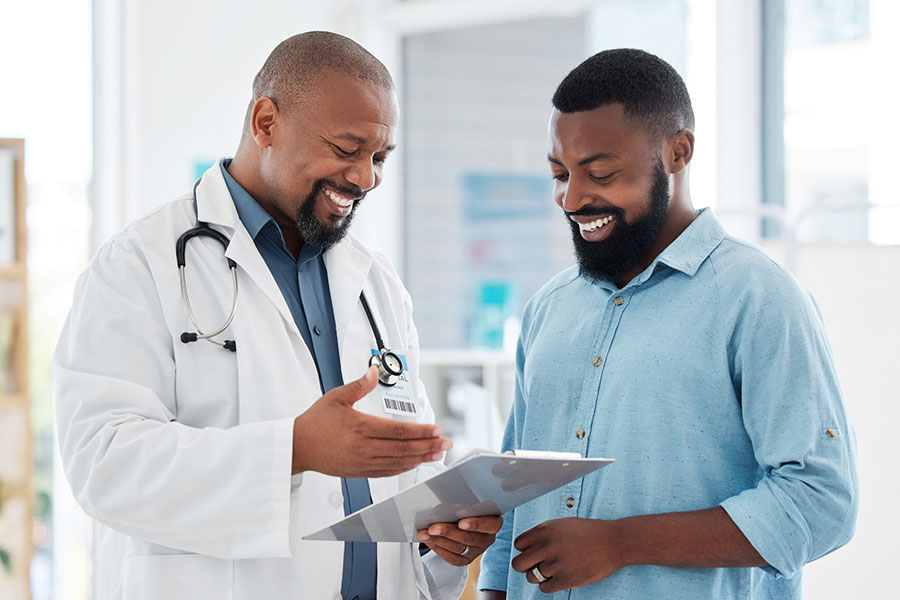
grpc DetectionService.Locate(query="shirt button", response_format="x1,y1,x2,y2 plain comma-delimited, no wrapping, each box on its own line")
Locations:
614,296,624,306
592,356,603,367
313,326,321,336
825,428,838,438
328,491,343,508
655,264,663,271
576,429,586,439
565,498,575,508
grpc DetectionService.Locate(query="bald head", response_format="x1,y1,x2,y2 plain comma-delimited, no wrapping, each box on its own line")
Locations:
244,31,395,135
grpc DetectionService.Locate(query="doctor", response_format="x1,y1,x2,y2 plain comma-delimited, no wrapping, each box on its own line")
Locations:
55,31,500,600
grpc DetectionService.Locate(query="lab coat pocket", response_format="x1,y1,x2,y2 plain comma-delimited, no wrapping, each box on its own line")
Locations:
122,554,234,600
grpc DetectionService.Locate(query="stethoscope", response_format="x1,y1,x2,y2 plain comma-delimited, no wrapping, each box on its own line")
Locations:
175,180,404,386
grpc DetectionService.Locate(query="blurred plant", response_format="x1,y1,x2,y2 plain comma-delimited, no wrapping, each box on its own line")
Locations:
0,477,10,573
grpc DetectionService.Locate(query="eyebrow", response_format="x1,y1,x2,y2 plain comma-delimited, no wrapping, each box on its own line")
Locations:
336,133,396,152
547,151,621,166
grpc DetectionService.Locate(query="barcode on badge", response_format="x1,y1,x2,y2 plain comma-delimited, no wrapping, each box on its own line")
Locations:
383,396,417,416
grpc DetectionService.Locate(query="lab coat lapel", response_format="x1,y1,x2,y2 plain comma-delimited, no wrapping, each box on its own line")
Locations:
194,160,301,339
324,238,373,353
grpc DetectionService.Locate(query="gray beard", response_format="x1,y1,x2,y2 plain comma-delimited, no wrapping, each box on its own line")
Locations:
295,179,363,249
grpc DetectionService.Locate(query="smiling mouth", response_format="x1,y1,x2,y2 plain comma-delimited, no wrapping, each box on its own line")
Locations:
323,187,356,208
578,215,615,232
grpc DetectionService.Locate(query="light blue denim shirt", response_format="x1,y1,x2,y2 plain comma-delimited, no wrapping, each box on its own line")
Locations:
478,208,858,599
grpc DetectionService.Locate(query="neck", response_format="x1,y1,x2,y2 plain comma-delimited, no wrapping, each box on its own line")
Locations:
614,174,695,288
228,143,304,259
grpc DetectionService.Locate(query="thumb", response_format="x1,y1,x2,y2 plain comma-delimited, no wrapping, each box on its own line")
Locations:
330,365,379,406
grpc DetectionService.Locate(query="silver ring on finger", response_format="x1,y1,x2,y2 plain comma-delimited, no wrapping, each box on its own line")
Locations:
532,565,548,583
460,545,471,556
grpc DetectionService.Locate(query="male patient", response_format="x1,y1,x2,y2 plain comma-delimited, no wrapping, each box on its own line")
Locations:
478,48,857,599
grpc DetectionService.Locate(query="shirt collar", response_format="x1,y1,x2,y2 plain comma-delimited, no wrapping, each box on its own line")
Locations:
651,207,726,277
219,159,323,262
585,207,726,290
220,159,275,240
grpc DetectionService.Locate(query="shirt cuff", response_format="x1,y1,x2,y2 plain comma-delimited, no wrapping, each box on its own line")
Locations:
720,484,806,579
421,549,467,600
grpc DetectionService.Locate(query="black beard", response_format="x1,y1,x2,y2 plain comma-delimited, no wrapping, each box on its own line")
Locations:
567,158,670,282
296,179,365,249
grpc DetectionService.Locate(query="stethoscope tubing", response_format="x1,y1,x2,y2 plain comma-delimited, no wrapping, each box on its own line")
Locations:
178,263,238,342
179,178,400,384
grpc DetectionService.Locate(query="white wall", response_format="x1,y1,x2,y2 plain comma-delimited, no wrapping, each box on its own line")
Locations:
403,17,585,348
792,243,900,598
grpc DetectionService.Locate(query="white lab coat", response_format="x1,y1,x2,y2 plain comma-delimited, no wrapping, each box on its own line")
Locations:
54,161,467,600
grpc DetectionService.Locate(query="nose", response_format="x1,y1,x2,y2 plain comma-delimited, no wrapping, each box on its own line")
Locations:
558,177,593,213
345,158,378,192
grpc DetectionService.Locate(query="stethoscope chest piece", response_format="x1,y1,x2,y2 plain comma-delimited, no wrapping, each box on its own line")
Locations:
369,350,403,386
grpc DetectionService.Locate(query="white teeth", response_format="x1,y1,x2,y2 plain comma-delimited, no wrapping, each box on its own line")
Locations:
324,189,353,207
579,215,614,232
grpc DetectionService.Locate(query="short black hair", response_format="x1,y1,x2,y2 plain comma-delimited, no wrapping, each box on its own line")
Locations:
244,31,394,132
552,48,694,141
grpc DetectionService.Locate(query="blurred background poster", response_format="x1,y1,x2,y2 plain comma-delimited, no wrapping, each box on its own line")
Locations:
461,173,553,350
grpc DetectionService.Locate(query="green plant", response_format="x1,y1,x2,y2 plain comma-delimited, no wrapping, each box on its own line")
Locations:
0,477,10,574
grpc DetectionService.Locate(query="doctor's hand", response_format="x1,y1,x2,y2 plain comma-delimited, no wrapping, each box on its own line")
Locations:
291,366,452,478
417,516,503,567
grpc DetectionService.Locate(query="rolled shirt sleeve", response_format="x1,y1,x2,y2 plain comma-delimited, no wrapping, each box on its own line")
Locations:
719,264,858,578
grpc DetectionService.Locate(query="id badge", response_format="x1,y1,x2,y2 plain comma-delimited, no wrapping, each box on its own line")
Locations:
371,349,418,417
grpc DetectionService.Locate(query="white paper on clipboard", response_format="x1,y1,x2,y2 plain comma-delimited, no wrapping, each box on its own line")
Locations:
302,449,614,543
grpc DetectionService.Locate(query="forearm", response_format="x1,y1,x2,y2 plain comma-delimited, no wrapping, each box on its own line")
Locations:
477,591,506,600
59,413,295,558
615,507,767,569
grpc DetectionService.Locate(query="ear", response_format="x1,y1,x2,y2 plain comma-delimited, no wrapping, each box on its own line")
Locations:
666,129,694,175
250,97,279,148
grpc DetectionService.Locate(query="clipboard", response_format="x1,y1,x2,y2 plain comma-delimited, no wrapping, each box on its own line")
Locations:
302,449,614,543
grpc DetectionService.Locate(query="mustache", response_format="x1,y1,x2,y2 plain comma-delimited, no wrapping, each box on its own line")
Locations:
316,179,367,202
565,205,623,218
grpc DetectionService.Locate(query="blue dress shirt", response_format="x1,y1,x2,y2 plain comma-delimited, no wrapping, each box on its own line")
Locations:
478,208,857,599
221,161,377,600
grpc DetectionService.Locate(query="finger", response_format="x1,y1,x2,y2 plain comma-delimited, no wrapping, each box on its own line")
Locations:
541,577,566,594
358,412,444,441
523,562,555,587
425,524,495,548
421,532,469,556
511,546,548,574
458,515,503,534
367,436,451,460
424,541,470,567
513,521,548,551
328,366,378,406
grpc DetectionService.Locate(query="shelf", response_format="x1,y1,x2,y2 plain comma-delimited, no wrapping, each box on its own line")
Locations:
0,138,31,594
420,348,515,368
0,393,26,407
0,264,25,279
